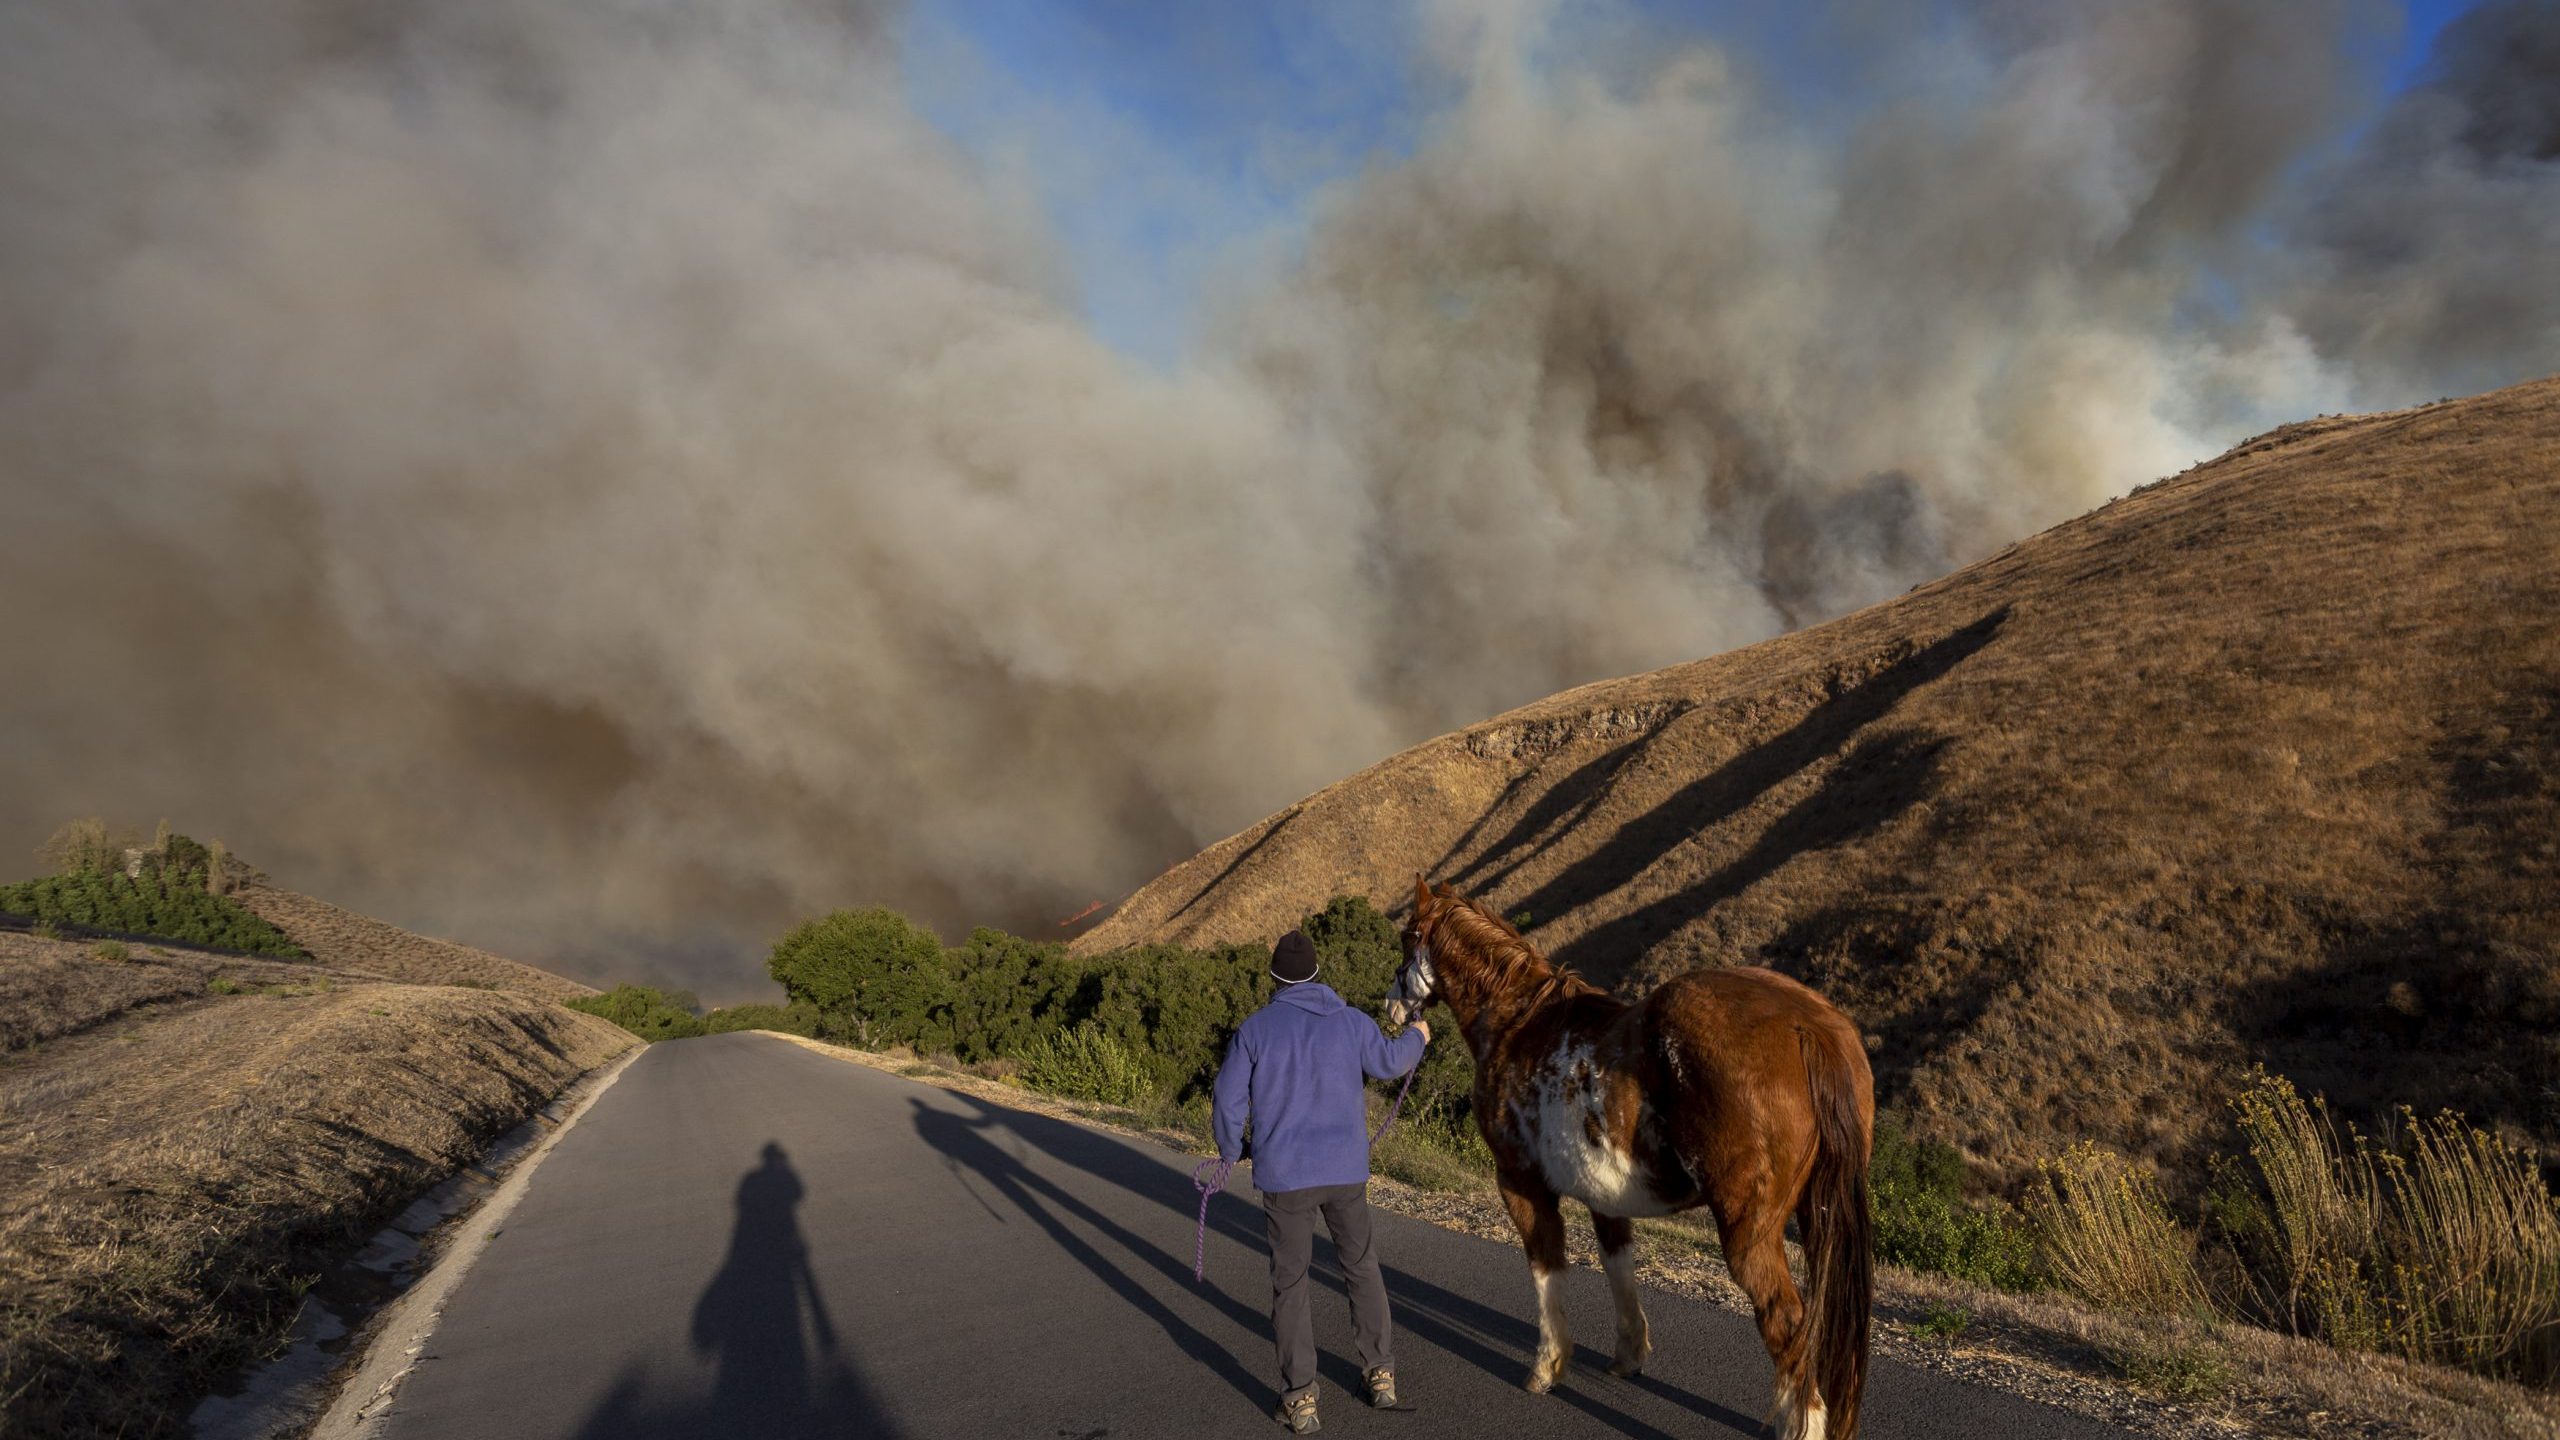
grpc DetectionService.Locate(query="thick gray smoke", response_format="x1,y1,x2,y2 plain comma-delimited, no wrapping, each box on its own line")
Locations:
4,0,2554,996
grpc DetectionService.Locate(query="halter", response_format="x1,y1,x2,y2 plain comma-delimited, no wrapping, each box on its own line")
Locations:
1398,902,1450,1007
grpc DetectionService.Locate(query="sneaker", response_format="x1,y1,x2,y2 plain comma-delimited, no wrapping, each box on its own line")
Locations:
1365,1366,1398,1409
1272,1390,1321,1434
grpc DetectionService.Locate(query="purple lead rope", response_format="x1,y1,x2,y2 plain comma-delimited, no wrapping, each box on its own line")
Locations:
1190,1155,1235,1283
1193,1063,1417,1284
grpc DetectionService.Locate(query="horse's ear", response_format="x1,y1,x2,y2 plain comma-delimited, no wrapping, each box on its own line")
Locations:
1413,872,1432,913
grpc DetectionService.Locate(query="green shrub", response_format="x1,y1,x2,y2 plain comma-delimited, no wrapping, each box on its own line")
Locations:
1911,1304,1970,1343
1370,1087,1496,1191
1301,893,1402,1010
566,985,706,1043
757,892,1471,1136
1020,1023,1160,1108
1870,1115,2039,1291
768,908,954,1051
1066,941,1269,1098
2111,1334,2234,1399
701,1002,823,1037
0,868,300,957
90,940,129,963
943,928,1083,1062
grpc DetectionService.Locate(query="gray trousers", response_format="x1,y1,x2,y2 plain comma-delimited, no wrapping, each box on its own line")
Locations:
1261,1182,1393,1399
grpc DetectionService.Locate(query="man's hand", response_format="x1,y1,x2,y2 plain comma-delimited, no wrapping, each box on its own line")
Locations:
1410,1019,1431,1045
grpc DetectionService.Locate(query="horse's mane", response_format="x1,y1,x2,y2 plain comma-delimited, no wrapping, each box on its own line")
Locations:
1427,890,1602,1008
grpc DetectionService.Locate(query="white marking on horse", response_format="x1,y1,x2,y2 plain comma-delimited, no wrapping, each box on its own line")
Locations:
1771,1381,1827,1440
1529,1265,1570,1390
1519,1038,1678,1217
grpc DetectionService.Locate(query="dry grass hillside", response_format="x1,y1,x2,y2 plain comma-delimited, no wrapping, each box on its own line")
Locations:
230,879,596,1001
1081,375,2560,1189
1,918,628,1436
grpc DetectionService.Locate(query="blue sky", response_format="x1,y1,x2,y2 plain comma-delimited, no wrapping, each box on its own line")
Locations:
902,0,2487,368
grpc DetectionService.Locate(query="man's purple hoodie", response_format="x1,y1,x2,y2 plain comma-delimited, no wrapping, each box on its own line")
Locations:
1212,981,1426,1193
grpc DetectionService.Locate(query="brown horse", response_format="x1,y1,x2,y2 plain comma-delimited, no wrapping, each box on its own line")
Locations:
1384,877,1873,1440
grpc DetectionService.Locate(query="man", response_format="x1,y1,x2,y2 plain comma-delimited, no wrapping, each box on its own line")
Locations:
1211,929,1431,1435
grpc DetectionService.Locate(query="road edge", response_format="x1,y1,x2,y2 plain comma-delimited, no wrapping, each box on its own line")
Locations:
306,1041,649,1440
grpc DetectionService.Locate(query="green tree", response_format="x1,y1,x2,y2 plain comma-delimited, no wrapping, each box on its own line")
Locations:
1299,893,1402,1011
767,907,955,1051
567,985,707,1042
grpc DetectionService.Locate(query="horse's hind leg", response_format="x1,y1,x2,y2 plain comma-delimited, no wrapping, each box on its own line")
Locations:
1498,1180,1572,1393
1590,1211,1651,1377
1722,1213,1823,1440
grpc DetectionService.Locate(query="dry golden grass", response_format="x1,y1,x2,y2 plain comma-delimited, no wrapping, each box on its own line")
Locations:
0,930,342,1051
1082,375,2560,1193
230,879,595,1000
0,976,631,1438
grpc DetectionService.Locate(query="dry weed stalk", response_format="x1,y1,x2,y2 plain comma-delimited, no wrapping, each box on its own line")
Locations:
2032,1141,2212,1318
2235,1071,2560,1384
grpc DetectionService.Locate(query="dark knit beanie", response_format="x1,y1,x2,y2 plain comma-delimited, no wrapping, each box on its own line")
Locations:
1270,930,1319,984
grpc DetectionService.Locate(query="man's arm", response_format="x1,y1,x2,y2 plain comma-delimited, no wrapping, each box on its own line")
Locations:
1211,1027,1254,1162
1358,1015,1429,1080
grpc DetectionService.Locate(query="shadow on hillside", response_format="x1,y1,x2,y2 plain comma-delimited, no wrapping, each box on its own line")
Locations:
1172,808,1300,922
917,1091,1757,1439
1518,608,2004,970
1555,727,1953,969
1760,898,2033,1117
1436,706,1691,902
2230,681,2560,1172
571,1143,903,1439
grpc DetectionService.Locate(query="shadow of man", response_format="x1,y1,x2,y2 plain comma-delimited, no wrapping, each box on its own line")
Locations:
691,1142,839,1424
573,1143,897,1439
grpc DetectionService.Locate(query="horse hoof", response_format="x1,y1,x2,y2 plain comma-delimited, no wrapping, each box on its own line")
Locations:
1608,1357,1644,1379
1524,1365,1557,1395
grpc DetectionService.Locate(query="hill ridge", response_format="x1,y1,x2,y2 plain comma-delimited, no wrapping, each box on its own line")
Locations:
231,881,595,1002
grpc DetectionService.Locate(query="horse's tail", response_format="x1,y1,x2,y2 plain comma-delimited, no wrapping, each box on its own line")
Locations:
1800,1024,1872,1440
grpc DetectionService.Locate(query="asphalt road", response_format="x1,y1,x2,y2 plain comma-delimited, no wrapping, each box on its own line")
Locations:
370,1032,2134,1439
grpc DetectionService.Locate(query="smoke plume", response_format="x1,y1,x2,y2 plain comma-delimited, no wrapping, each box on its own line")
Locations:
4,0,2553,996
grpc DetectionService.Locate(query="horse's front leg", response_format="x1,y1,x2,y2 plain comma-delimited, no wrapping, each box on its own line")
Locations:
1498,1177,1572,1392
1590,1211,1651,1377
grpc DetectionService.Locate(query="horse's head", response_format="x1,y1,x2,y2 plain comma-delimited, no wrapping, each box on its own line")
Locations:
1385,873,1445,1028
